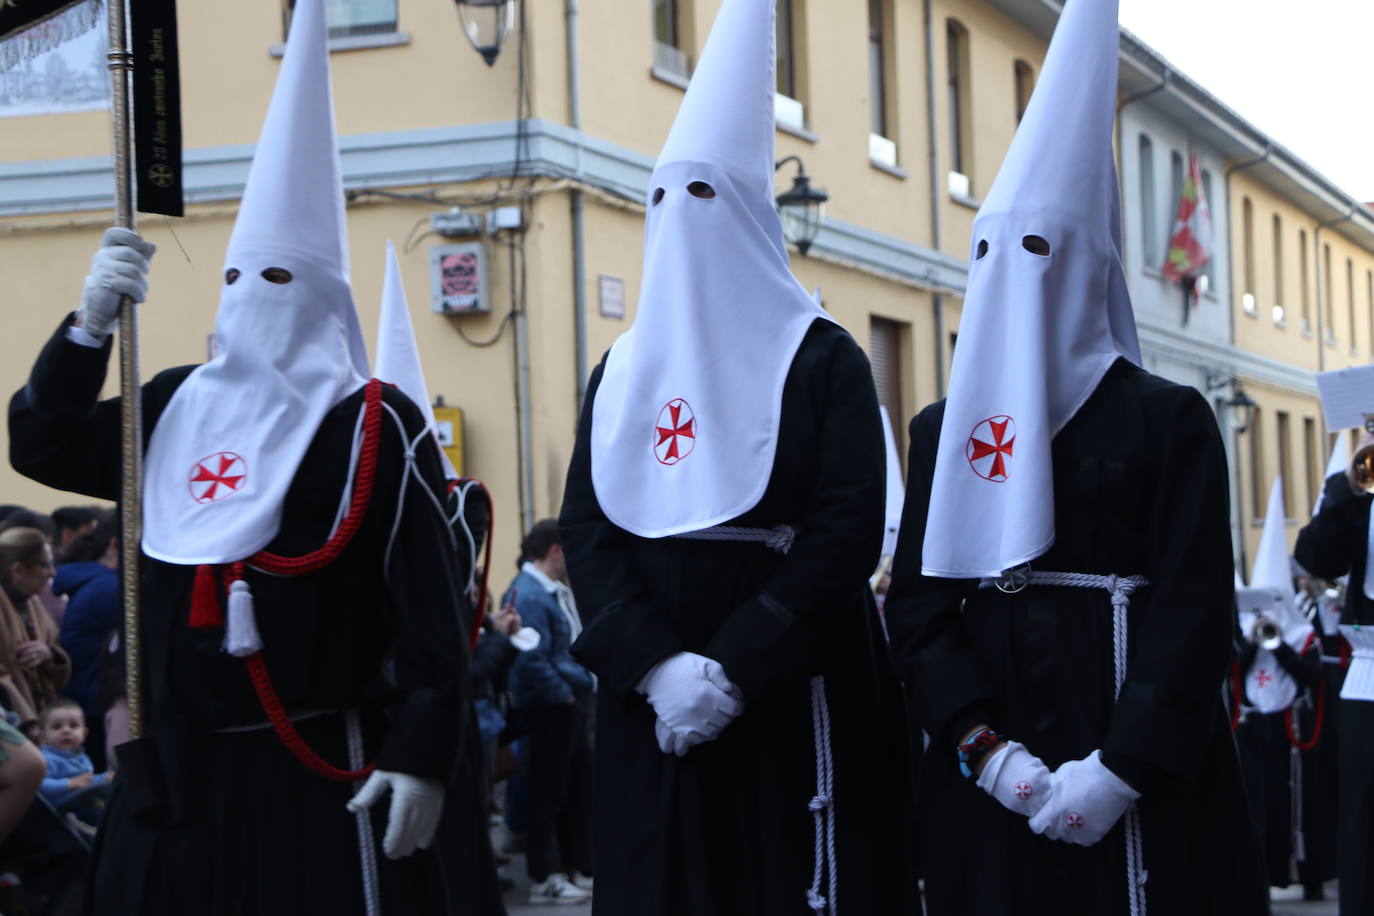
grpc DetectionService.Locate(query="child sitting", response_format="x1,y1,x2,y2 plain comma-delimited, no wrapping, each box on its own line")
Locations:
37,699,109,820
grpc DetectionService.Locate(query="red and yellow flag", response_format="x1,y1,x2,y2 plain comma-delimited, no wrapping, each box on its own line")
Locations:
1162,149,1214,287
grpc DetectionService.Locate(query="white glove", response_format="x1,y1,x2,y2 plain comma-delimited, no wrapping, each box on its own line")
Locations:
975,740,1050,818
637,651,743,755
79,227,156,340
1028,750,1140,847
345,770,445,859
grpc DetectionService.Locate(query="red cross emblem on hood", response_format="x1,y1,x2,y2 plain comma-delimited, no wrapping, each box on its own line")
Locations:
1254,668,1273,688
188,452,247,504
967,415,1016,482
654,399,697,466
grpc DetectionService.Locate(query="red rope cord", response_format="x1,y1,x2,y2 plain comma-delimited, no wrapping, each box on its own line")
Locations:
471,480,494,650
249,379,384,575
244,653,374,782
1285,633,1326,751
1285,679,1326,751
235,380,385,781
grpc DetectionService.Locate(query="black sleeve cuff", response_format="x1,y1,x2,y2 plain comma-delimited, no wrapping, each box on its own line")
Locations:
376,691,463,780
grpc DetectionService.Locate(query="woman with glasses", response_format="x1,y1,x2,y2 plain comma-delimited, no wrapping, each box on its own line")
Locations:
0,527,69,734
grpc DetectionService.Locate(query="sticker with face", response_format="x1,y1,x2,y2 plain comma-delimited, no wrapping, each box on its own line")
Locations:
441,253,479,297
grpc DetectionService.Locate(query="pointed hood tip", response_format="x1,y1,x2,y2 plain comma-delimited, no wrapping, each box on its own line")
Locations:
228,0,348,277
655,0,777,194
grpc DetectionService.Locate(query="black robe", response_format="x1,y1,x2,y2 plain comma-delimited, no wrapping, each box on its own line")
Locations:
9,316,488,916
1233,638,1336,891
885,359,1266,915
560,320,917,915
1295,472,1374,914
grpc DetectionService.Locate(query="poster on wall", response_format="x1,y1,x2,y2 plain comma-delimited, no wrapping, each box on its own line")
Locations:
0,8,109,120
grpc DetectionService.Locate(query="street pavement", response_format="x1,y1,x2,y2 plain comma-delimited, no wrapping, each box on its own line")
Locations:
492,822,1336,915
1270,883,1338,916
496,862,1336,914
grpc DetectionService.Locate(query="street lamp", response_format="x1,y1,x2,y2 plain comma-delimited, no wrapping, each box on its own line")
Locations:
774,155,828,256
455,0,515,66
1225,386,1257,435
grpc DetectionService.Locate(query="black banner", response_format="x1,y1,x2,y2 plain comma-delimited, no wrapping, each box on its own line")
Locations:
132,0,183,217
0,0,100,70
0,0,87,42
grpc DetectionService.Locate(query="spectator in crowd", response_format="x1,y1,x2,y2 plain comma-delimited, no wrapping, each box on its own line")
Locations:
1,510,66,629
35,699,108,820
50,507,97,564
0,716,42,845
0,529,69,734
505,520,594,905
52,509,118,770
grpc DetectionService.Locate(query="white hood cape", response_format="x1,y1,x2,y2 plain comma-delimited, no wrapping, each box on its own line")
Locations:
143,0,368,565
588,0,829,538
920,0,1141,579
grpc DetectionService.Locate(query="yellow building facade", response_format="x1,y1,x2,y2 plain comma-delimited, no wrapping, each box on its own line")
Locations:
0,0,1370,575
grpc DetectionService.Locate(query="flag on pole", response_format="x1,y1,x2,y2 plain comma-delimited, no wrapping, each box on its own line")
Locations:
1162,149,1214,324
0,0,101,70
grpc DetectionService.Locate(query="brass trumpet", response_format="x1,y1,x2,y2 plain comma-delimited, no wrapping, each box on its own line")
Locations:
1253,616,1283,652
1351,417,1374,494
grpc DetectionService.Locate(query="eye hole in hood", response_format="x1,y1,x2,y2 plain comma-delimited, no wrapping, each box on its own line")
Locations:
225,268,241,285
1022,235,1051,256
261,267,294,284
975,239,989,260
686,181,716,200
651,187,665,206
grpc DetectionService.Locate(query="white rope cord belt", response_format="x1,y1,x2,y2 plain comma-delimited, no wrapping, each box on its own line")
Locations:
669,524,797,555
346,710,382,916
669,523,836,911
978,568,1151,916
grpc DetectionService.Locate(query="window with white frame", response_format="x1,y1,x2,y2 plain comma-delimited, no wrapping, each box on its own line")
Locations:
775,0,806,132
652,0,690,80
1138,135,1157,269
285,0,398,39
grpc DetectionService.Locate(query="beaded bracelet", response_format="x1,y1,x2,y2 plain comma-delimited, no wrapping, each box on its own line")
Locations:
956,726,1002,779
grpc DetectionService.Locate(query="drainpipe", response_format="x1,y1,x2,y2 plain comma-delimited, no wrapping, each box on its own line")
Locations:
1114,67,1169,280
1314,205,1358,372
922,0,945,399
1220,143,1269,567
566,0,589,416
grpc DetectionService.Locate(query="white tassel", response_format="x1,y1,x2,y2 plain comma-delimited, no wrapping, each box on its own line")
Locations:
223,579,263,657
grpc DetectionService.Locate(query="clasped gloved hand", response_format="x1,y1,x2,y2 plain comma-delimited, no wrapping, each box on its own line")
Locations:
1028,750,1140,847
346,770,445,859
79,227,157,340
975,740,1051,818
637,651,744,757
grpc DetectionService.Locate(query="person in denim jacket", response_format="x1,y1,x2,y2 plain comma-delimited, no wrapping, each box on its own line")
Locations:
504,520,594,905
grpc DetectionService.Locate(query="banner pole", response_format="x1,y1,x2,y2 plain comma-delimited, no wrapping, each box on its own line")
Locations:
107,0,145,741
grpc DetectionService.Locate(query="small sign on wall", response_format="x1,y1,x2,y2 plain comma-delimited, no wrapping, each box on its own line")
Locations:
433,404,465,476
430,243,490,314
599,274,626,319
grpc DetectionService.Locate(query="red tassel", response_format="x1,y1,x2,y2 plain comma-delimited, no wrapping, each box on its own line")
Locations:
188,564,224,628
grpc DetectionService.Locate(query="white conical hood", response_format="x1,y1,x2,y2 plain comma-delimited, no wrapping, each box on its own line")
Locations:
376,241,458,480
1314,433,1349,513
142,0,370,565
1251,477,1296,607
588,0,829,538
921,0,1141,578
1238,477,1312,712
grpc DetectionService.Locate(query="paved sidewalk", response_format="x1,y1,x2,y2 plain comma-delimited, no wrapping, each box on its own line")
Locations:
1270,882,1338,916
